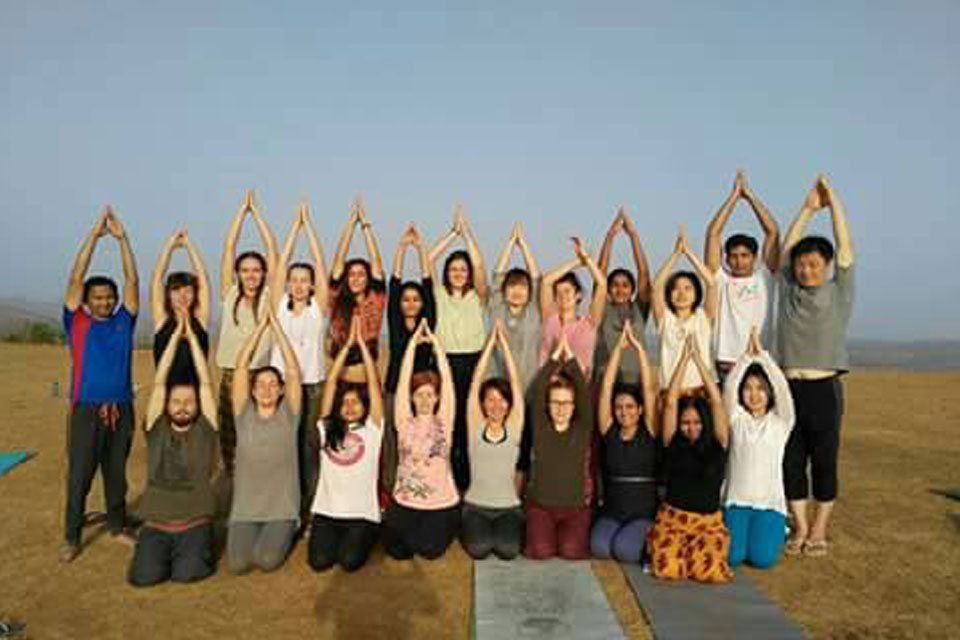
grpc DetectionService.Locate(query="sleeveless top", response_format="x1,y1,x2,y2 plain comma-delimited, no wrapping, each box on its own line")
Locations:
464,424,521,509
393,415,459,510
601,423,659,521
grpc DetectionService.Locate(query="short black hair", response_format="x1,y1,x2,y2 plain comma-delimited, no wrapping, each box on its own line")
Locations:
501,268,532,296
480,378,514,416
790,235,835,266
724,234,759,256
664,271,703,313
82,276,118,304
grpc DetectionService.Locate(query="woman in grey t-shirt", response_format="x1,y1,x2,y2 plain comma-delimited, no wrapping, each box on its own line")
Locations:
227,309,302,574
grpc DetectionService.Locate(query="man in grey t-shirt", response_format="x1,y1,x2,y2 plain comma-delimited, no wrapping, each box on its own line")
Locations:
775,174,855,559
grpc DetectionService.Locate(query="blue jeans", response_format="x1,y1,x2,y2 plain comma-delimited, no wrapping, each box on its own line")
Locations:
724,506,785,569
589,516,653,564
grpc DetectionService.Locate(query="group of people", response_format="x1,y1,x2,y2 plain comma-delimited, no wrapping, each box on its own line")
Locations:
59,171,855,588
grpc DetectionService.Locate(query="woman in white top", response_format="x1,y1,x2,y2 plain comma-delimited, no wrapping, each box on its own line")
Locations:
461,319,525,560
216,190,279,475
651,227,718,392
722,329,795,569
308,316,383,573
270,203,329,522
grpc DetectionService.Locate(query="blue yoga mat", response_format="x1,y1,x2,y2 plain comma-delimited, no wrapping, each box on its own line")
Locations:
622,563,804,640
0,451,35,477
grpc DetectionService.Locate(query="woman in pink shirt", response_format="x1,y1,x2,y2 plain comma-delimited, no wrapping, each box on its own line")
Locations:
539,237,607,378
383,320,460,560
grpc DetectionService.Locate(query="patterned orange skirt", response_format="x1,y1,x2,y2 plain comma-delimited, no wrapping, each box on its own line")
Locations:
646,503,734,584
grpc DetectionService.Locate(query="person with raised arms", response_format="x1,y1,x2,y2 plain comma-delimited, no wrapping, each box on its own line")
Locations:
488,221,542,392
593,207,652,385
308,316,383,573
646,336,733,584
60,207,139,563
383,320,460,560
722,328,795,569
150,228,211,387
226,309,301,574
524,333,595,560
538,237,607,378
651,227,718,393
776,175,855,558
216,189,278,476
590,321,660,564
429,206,489,492
128,317,219,587
327,196,386,383
269,202,328,522
460,319,526,560
382,223,437,495
704,171,780,379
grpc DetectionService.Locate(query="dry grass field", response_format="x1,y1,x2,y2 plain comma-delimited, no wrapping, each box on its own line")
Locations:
0,343,957,639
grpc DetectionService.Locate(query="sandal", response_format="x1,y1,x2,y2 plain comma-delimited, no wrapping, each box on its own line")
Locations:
784,536,805,556
803,539,829,557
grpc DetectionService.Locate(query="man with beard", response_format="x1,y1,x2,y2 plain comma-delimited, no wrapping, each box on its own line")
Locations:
61,207,140,563
128,317,220,586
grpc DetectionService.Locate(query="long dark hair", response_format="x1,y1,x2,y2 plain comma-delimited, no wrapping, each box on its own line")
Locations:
164,271,199,318
332,258,372,333
442,250,475,294
324,384,370,452
233,251,268,325
286,262,316,311
399,281,426,319
738,363,776,413
676,395,715,454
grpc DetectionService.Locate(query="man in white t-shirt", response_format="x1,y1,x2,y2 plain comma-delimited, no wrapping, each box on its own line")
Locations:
704,171,780,378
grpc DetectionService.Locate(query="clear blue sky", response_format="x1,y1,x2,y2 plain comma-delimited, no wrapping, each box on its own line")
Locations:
2,2,957,339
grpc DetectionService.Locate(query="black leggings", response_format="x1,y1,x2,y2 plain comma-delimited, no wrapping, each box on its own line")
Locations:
308,514,379,573
448,352,480,491
460,504,524,560
783,377,844,502
128,524,215,587
383,503,460,560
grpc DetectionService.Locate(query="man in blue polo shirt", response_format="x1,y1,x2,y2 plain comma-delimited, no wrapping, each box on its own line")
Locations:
61,207,140,563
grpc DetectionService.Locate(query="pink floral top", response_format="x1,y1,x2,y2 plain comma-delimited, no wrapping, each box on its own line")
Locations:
393,415,459,510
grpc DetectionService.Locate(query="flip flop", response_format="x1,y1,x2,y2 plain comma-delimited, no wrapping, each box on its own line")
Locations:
803,539,829,557
784,536,805,556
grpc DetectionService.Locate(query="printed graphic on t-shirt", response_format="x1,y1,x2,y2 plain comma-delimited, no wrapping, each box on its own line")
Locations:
323,431,366,467
730,279,761,303
395,422,450,501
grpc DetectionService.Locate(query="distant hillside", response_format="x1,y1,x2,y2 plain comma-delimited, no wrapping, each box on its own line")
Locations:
1,298,958,369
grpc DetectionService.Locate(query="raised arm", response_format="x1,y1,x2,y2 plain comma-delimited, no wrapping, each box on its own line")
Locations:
221,192,251,299
679,230,717,324
392,225,413,279
182,233,211,328
598,326,627,434
393,320,426,427
780,179,821,270
320,320,357,419
231,315,269,416
150,231,179,329
186,318,217,428
705,172,742,273
272,211,302,310
460,212,489,302
821,176,854,269
622,212,652,314
428,220,460,280
564,356,591,431
650,234,684,327
690,339,728,449
661,338,692,446
146,316,183,428
630,328,658,437
467,326,498,438
722,350,753,419
540,256,581,317
355,200,384,280
330,205,359,281
357,321,384,426
740,174,781,272
106,211,139,315
428,324,457,430
494,223,519,275
302,206,329,307
268,309,302,414
514,222,540,279
758,349,795,428
597,210,624,275
574,238,607,326
248,197,280,276
65,212,107,311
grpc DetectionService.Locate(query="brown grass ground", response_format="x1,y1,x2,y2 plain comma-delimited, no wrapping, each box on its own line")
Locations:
0,344,957,639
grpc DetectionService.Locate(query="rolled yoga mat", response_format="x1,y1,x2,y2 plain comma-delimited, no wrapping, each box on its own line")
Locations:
473,558,625,640
622,564,804,640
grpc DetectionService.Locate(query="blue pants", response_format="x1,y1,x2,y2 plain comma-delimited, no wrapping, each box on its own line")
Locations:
724,506,785,569
590,516,652,564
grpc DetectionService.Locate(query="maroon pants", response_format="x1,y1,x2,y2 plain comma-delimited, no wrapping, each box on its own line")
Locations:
523,501,591,560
